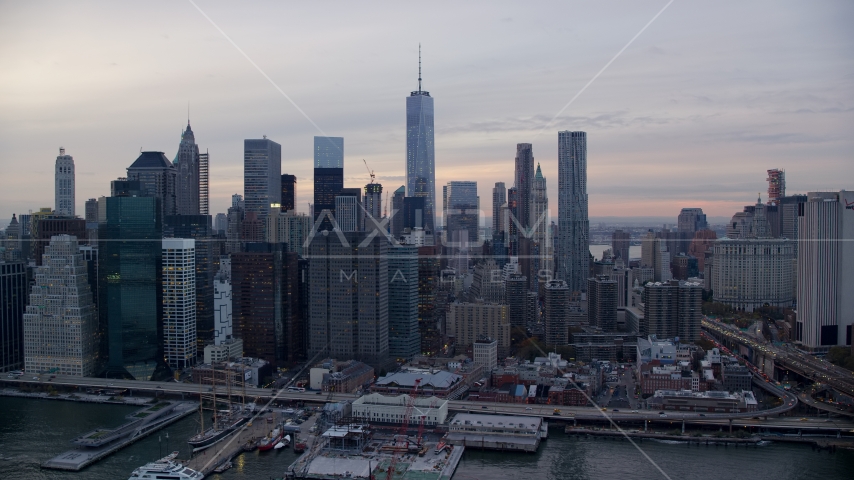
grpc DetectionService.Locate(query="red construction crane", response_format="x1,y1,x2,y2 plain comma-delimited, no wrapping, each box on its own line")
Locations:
386,378,422,480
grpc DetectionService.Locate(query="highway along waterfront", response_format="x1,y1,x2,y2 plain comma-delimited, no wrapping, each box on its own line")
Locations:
1,396,854,479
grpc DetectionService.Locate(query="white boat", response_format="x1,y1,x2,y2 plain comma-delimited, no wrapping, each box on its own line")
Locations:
274,434,291,450
128,454,203,480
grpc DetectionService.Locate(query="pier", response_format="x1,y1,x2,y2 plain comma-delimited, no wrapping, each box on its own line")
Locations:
42,400,197,471
183,410,321,476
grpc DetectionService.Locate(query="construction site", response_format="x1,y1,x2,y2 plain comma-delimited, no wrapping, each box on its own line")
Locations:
286,379,464,480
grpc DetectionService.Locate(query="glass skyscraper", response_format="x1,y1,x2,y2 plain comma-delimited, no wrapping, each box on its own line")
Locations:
98,195,164,380
406,52,436,235
314,136,344,168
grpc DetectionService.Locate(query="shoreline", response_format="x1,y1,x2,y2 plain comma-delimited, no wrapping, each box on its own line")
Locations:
1,387,155,407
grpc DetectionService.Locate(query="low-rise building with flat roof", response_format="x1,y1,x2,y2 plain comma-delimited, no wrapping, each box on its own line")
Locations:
446,413,545,452
351,393,448,426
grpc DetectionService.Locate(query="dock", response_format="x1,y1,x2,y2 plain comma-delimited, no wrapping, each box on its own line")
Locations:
183,410,320,476
42,400,197,471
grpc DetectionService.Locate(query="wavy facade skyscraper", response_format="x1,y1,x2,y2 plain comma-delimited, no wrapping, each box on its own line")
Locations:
406,47,436,236
557,131,589,295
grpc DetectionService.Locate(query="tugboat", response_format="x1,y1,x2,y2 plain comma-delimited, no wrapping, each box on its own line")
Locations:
293,436,307,453
128,453,203,480
258,425,284,452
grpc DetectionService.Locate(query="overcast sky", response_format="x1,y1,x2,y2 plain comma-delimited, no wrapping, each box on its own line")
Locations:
1,1,852,224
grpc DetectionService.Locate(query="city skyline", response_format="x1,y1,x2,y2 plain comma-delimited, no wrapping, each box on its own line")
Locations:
2,2,852,222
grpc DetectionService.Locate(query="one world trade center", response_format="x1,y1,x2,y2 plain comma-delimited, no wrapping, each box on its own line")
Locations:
406,46,436,237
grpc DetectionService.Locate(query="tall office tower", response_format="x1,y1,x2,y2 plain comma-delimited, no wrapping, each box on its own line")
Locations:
797,191,854,350
281,174,297,212
98,196,163,380
308,231,389,367
557,131,589,295
23,235,96,376
417,245,441,355
314,136,344,168
531,163,552,280
164,215,214,351
677,208,707,235
174,122,201,215
363,183,383,231
391,186,406,239
766,169,786,205
443,181,479,247
199,151,209,215
642,279,702,343
161,239,196,370
388,245,420,361
213,266,233,346
244,138,282,234
335,195,360,232
54,147,75,217
0,260,27,372
712,201,794,312
506,187,519,254
492,182,507,235
33,218,86,266
313,168,344,230
612,229,631,265
544,280,569,345
85,198,98,222
505,273,527,329
232,243,302,366
127,151,177,220
232,194,244,209
406,47,436,234
513,144,534,232
587,275,617,332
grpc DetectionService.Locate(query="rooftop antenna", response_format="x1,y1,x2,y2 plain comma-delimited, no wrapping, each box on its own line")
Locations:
187,102,190,125
418,43,422,93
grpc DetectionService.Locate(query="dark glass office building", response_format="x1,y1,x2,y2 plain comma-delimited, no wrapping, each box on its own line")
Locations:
98,196,165,380
313,167,343,230
281,174,297,212
0,261,27,373
231,243,302,367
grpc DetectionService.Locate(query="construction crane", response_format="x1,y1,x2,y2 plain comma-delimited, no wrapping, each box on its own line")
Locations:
386,378,422,480
363,159,375,184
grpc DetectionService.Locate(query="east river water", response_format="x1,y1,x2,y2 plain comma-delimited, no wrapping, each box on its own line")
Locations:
1,396,852,479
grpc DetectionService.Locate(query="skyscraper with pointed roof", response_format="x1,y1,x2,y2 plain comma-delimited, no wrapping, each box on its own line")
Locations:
406,46,436,237
174,121,201,215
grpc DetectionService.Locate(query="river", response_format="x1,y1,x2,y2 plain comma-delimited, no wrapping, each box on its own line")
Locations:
1,397,852,479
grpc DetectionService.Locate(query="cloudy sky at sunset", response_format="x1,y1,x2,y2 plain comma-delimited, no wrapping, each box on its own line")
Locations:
1,1,852,224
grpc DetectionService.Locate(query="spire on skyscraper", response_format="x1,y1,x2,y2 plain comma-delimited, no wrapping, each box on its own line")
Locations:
418,43,422,93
